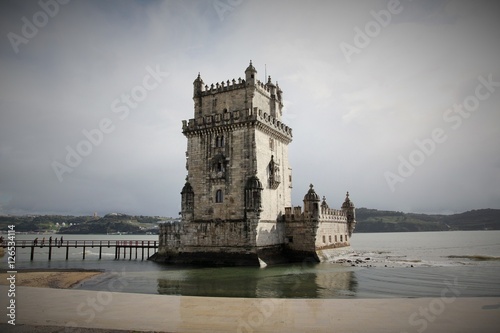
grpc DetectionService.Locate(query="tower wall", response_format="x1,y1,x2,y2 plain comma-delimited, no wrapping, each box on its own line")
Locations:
255,127,292,221
185,125,251,221
195,83,248,117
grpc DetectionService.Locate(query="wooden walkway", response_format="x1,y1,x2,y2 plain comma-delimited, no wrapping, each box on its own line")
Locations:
1,239,158,261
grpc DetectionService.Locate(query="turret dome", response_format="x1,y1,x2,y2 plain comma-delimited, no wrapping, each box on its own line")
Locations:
303,184,320,202
245,60,257,73
341,192,354,208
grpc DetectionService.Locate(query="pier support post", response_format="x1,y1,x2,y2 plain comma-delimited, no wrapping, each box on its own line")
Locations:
48,243,52,261
30,246,34,261
99,241,102,260
66,241,69,260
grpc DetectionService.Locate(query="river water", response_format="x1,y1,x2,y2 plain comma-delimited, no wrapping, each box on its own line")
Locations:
5,231,500,298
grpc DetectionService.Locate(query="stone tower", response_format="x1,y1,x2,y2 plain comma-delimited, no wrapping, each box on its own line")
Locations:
181,61,292,225
154,62,355,266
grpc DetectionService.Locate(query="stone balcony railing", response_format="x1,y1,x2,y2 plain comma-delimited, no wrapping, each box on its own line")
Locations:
182,108,292,140
284,206,348,222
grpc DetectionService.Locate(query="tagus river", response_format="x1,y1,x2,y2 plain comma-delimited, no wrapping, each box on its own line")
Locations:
8,231,500,298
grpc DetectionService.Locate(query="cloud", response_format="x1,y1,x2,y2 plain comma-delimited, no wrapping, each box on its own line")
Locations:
1,0,499,216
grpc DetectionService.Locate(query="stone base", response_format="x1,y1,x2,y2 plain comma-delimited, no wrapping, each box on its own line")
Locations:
149,244,353,266
149,251,260,266
316,245,354,262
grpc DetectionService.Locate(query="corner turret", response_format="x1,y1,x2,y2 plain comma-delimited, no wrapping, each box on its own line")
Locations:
303,184,320,219
193,73,204,97
245,60,257,86
341,192,356,236
181,181,194,220
245,176,263,217
193,73,204,116
266,76,276,95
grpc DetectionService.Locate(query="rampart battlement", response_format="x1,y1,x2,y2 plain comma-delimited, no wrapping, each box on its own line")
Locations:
284,206,304,221
284,206,348,222
182,107,292,140
319,207,348,222
196,77,280,101
254,79,281,100
198,77,246,97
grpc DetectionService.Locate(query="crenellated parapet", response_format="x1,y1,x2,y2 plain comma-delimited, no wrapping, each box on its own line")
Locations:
284,205,348,222
254,108,292,142
195,78,281,99
284,206,305,221
197,78,246,97
320,207,348,221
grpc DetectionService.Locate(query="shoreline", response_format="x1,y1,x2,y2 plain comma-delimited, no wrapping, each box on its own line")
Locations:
0,269,103,289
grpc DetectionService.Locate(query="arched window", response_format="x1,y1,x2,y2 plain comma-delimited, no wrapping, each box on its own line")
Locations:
215,135,224,148
215,190,223,203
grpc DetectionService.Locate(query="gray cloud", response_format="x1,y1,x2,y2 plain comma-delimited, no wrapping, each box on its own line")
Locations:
1,0,499,216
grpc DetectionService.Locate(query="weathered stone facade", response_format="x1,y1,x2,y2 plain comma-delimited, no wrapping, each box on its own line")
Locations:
151,62,356,266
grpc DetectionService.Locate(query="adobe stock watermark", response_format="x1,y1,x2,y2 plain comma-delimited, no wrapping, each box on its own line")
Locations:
213,0,244,22
7,0,71,54
340,0,410,64
51,64,169,182
401,277,462,333
236,258,316,332
64,268,129,333
385,74,499,192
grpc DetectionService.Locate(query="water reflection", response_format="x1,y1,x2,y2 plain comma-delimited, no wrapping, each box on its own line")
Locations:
157,263,357,298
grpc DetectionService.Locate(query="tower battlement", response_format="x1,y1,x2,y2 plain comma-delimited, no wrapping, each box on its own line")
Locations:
197,78,246,97
284,193,348,222
192,61,284,121
195,78,280,99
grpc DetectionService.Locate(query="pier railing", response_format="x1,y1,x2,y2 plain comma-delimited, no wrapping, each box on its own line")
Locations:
1,239,157,261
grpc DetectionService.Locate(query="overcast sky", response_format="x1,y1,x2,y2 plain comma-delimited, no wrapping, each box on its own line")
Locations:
1,0,499,217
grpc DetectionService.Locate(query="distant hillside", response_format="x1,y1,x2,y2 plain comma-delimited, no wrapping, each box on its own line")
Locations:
0,215,92,233
58,213,165,234
0,214,170,234
2,209,499,234
355,208,500,232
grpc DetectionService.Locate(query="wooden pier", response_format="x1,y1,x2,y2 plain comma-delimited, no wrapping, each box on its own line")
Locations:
1,240,158,261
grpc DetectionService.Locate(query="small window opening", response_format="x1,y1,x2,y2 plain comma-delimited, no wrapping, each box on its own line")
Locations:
215,190,223,203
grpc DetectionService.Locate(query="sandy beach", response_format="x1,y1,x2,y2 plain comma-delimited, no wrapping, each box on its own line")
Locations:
1,284,499,333
0,270,103,289
0,265,499,332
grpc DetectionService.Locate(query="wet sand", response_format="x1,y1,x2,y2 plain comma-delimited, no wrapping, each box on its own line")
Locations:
0,269,103,289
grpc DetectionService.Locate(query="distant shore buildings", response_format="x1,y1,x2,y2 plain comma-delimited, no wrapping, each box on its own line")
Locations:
152,62,356,266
